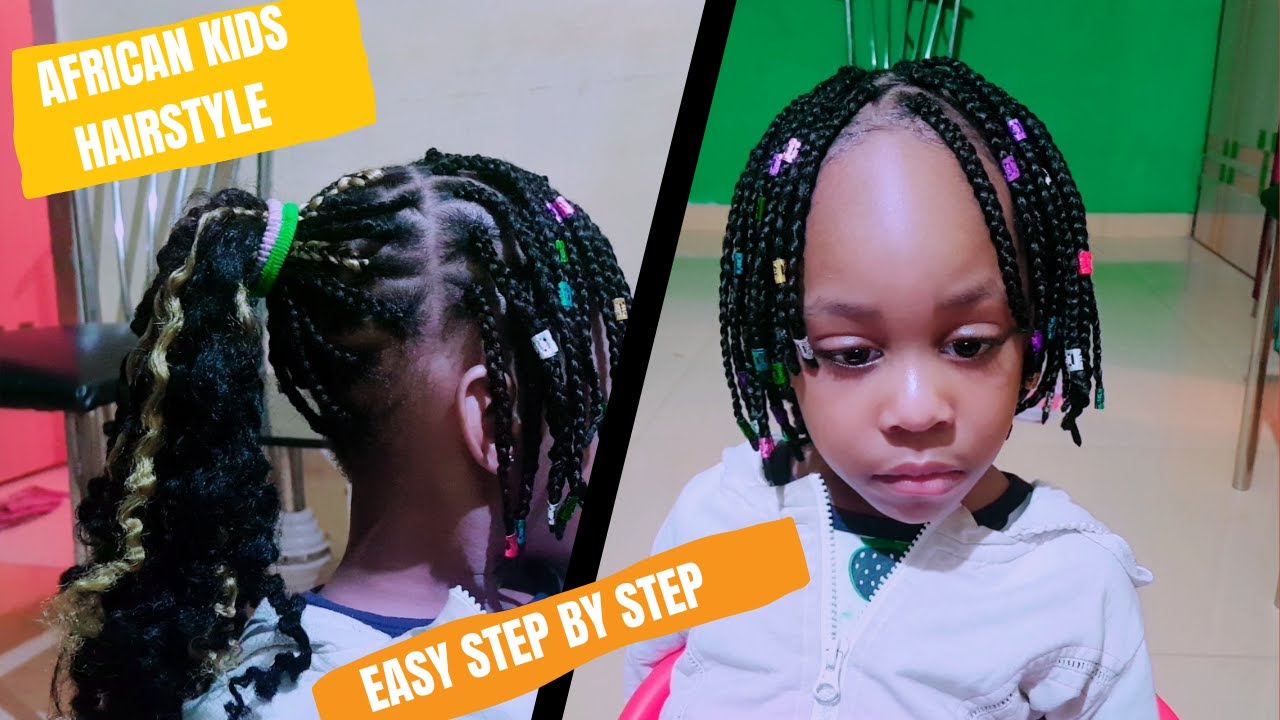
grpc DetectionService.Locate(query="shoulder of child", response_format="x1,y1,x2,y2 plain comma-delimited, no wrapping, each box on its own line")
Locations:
1005,482,1153,589
654,442,785,554
182,602,387,719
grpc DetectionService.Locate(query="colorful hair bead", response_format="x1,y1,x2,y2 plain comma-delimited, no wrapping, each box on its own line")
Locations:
503,534,519,558
1001,156,1021,182
769,154,784,176
516,519,527,546
1046,317,1056,340
1094,386,1105,410
737,418,757,442
793,336,814,360
556,239,568,263
547,195,575,222
782,138,802,163
752,348,768,372
772,259,787,284
1007,118,1027,142
760,436,776,459
1077,250,1093,275
1065,348,1084,372
733,252,744,276
613,297,628,321
737,370,751,393
1030,330,1044,353
558,281,574,308
756,196,765,221
532,329,559,359
555,496,579,526
771,362,787,385
770,404,789,427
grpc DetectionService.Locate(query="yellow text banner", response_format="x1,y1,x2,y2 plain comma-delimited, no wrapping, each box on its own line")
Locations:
11,0,375,198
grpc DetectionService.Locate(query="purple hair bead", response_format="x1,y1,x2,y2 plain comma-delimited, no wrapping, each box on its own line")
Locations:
1007,118,1027,142
769,154,784,176
1001,156,1021,182
782,138,802,163
1031,330,1044,352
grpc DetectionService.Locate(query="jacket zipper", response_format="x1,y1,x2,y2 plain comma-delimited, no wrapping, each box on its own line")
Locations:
808,476,937,719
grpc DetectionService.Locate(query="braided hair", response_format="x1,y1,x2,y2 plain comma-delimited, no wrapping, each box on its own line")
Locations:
721,58,1103,484
47,150,631,720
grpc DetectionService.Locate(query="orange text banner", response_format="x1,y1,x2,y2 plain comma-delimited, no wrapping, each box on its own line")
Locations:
11,0,375,198
311,518,809,719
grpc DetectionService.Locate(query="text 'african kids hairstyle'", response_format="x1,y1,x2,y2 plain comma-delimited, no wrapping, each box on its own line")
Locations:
721,58,1103,478
46,150,631,720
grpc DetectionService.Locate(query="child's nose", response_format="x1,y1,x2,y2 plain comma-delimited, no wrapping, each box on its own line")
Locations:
879,364,955,435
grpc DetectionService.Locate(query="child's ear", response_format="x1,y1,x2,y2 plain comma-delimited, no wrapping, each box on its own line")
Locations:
456,364,499,475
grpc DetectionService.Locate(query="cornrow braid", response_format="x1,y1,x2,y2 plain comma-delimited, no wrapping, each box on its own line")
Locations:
51,151,629,720
720,58,1105,485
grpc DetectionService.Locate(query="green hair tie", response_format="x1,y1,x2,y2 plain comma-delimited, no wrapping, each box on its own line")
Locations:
252,200,299,296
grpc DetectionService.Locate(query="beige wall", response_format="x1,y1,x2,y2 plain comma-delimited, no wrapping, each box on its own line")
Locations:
55,0,705,320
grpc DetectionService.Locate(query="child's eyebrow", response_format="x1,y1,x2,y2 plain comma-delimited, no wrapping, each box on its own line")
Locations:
938,281,1002,310
805,281,1004,319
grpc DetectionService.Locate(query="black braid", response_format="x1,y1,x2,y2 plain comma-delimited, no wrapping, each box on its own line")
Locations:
720,59,1105,483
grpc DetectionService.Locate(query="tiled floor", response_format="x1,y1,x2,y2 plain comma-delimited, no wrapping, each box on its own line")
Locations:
562,234,1280,720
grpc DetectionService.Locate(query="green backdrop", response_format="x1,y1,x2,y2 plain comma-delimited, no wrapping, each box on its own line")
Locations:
690,0,1224,213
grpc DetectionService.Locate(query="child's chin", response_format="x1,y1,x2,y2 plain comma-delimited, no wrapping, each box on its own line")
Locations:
860,490,962,525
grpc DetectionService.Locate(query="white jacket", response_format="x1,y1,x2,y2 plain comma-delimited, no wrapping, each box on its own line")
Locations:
624,443,1156,720
185,586,535,720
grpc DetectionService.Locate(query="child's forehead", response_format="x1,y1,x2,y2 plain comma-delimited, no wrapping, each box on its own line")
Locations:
803,130,1016,298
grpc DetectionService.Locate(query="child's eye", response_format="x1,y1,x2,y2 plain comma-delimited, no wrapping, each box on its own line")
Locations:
945,338,997,360
820,347,883,368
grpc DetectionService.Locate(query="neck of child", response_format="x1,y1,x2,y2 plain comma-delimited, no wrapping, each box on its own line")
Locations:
318,437,505,620
800,450,1010,521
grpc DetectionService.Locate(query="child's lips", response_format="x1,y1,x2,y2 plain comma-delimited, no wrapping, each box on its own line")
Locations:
870,467,966,497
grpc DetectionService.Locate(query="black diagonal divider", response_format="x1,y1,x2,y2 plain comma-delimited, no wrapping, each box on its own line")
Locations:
531,2,737,718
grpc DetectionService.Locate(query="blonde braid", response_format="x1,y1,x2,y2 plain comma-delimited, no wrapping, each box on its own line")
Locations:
48,208,244,643
301,168,387,218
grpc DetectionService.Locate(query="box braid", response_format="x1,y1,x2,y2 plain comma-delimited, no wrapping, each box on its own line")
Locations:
48,150,629,720
721,59,1103,487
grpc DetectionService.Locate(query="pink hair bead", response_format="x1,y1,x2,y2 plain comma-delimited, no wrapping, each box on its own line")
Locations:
503,534,519,558
1078,250,1093,275
760,436,776,459
546,196,575,222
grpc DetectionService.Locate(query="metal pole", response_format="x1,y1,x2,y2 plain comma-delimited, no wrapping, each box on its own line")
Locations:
110,181,131,321
1232,219,1278,490
948,0,962,57
924,0,944,59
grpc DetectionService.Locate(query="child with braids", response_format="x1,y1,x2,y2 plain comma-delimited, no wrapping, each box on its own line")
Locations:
624,59,1156,719
45,149,631,720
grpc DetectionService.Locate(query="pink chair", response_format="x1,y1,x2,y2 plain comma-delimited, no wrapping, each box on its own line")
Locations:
619,647,1181,720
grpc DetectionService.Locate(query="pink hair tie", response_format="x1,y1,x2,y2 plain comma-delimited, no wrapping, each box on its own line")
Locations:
255,199,285,274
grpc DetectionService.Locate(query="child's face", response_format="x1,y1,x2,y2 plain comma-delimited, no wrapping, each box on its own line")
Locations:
793,128,1025,524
